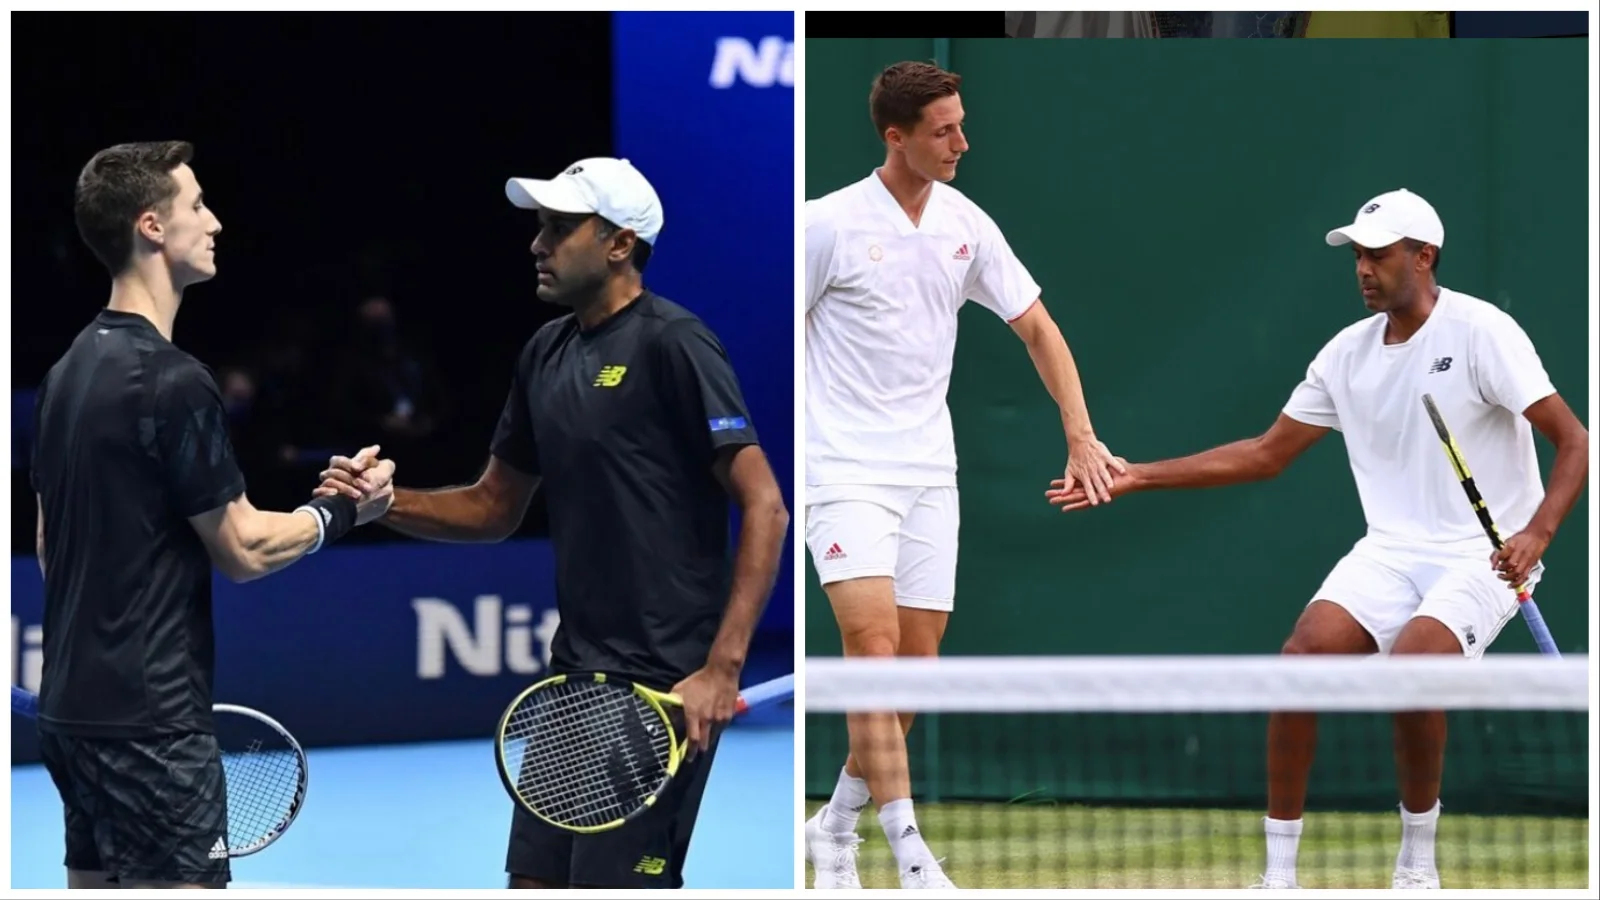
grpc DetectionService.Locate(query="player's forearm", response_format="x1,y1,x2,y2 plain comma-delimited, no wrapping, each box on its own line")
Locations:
1525,427,1589,541
382,486,514,543
235,509,323,581
1022,317,1098,444
1133,437,1283,491
706,496,790,672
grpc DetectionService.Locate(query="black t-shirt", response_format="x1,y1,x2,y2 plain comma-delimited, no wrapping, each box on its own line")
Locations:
30,309,247,738
491,290,760,690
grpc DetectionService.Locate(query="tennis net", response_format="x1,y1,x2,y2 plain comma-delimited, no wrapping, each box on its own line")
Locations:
803,654,1590,889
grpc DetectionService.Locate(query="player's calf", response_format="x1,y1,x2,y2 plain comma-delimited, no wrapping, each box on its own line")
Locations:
1385,614,1459,887
1261,600,1379,886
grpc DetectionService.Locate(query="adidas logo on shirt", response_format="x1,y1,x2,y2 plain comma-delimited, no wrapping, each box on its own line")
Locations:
952,244,971,261
823,543,847,561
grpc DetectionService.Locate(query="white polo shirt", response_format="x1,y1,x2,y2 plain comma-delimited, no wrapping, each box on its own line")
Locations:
804,171,1042,488
1283,288,1556,552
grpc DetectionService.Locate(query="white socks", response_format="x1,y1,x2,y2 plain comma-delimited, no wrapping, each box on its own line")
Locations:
1263,802,1440,884
1396,800,1441,874
820,768,871,834
879,798,934,870
1263,816,1303,883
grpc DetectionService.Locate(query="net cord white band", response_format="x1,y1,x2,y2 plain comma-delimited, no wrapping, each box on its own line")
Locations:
803,654,1590,713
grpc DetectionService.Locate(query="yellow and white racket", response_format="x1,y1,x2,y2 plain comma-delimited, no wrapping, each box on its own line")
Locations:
493,671,792,833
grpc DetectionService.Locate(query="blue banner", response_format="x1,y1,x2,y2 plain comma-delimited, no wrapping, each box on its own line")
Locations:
611,11,796,649
11,540,793,764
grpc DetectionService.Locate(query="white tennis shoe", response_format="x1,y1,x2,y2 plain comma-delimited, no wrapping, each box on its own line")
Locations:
804,808,863,889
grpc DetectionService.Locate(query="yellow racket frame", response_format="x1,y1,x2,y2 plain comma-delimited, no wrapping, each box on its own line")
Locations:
493,672,688,834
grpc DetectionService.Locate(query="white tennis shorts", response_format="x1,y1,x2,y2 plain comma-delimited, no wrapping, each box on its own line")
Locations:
805,484,959,612
1312,536,1543,658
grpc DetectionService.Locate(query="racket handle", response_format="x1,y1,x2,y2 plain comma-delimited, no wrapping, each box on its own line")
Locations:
1516,595,1561,657
734,673,794,714
12,685,39,719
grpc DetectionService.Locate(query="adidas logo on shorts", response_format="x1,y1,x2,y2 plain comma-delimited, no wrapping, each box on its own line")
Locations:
207,837,228,860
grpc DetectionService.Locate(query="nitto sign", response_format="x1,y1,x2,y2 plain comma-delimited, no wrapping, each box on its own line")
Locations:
709,36,793,89
414,596,560,679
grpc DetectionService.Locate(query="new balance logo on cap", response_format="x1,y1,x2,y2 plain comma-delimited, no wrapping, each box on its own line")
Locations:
952,244,972,261
1428,357,1453,374
823,543,847,561
208,837,228,860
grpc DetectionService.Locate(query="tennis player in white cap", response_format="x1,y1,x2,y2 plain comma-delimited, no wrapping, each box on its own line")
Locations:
1047,187,1589,889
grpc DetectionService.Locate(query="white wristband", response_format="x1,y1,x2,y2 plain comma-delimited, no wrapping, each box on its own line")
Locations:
294,505,327,555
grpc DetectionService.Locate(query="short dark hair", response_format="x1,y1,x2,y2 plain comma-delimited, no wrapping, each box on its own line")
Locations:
1401,237,1442,274
870,61,963,141
595,217,652,273
73,141,195,275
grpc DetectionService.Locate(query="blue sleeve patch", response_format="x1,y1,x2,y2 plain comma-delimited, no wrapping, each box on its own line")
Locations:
709,416,748,433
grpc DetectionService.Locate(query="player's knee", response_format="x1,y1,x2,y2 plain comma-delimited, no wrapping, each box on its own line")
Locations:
1390,616,1464,656
1281,627,1360,656
841,626,898,658
1282,601,1375,656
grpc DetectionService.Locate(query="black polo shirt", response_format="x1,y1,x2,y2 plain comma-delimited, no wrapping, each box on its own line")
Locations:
491,290,760,689
30,309,247,738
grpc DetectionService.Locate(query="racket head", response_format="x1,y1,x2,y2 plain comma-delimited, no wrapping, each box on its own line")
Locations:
211,703,309,858
494,672,683,834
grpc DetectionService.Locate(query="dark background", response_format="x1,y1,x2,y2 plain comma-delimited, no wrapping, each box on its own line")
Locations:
10,8,796,756
10,12,619,550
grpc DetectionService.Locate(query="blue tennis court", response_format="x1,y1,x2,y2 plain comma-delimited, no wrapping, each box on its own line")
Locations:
10,723,793,889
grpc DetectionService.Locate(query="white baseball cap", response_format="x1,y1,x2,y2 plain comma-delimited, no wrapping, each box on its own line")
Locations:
506,157,664,246
1324,188,1445,250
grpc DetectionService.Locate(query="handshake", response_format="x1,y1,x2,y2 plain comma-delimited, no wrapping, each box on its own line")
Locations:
313,444,399,526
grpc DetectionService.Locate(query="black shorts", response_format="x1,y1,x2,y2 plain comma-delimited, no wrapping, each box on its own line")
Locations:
38,729,231,886
506,725,723,889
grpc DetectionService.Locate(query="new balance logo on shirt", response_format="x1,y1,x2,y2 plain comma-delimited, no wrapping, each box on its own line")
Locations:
1428,357,1453,374
823,543,847,561
952,244,971,261
593,365,628,387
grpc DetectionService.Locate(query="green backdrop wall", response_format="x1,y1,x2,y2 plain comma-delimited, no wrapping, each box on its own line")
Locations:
803,38,1591,813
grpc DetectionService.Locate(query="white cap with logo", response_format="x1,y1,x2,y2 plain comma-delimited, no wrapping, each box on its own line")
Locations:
1324,188,1445,250
506,157,664,246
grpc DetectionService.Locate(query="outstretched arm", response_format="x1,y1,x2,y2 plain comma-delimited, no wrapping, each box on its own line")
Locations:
1010,300,1125,504
1047,413,1329,511
319,454,538,544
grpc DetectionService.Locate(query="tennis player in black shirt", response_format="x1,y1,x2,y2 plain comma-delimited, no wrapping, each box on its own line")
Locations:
318,157,792,890
29,141,394,889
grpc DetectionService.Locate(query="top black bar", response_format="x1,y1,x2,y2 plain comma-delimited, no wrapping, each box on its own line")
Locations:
805,12,1007,39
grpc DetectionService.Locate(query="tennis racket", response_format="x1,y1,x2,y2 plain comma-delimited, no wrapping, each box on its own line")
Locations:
11,685,310,856
494,671,794,833
1420,393,1560,657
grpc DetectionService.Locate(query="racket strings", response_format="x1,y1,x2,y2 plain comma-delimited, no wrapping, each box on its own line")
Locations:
218,727,303,851
503,681,672,828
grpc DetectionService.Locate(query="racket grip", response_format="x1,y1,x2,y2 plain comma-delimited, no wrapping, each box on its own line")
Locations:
1517,597,1561,657
734,673,794,714
12,685,39,718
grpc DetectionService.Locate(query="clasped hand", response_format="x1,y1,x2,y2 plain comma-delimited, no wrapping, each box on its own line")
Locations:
314,444,397,525
671,662,740,762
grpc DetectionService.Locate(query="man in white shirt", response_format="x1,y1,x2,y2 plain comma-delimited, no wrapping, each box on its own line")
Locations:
1046,188,1590,889
805,60,1123,889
